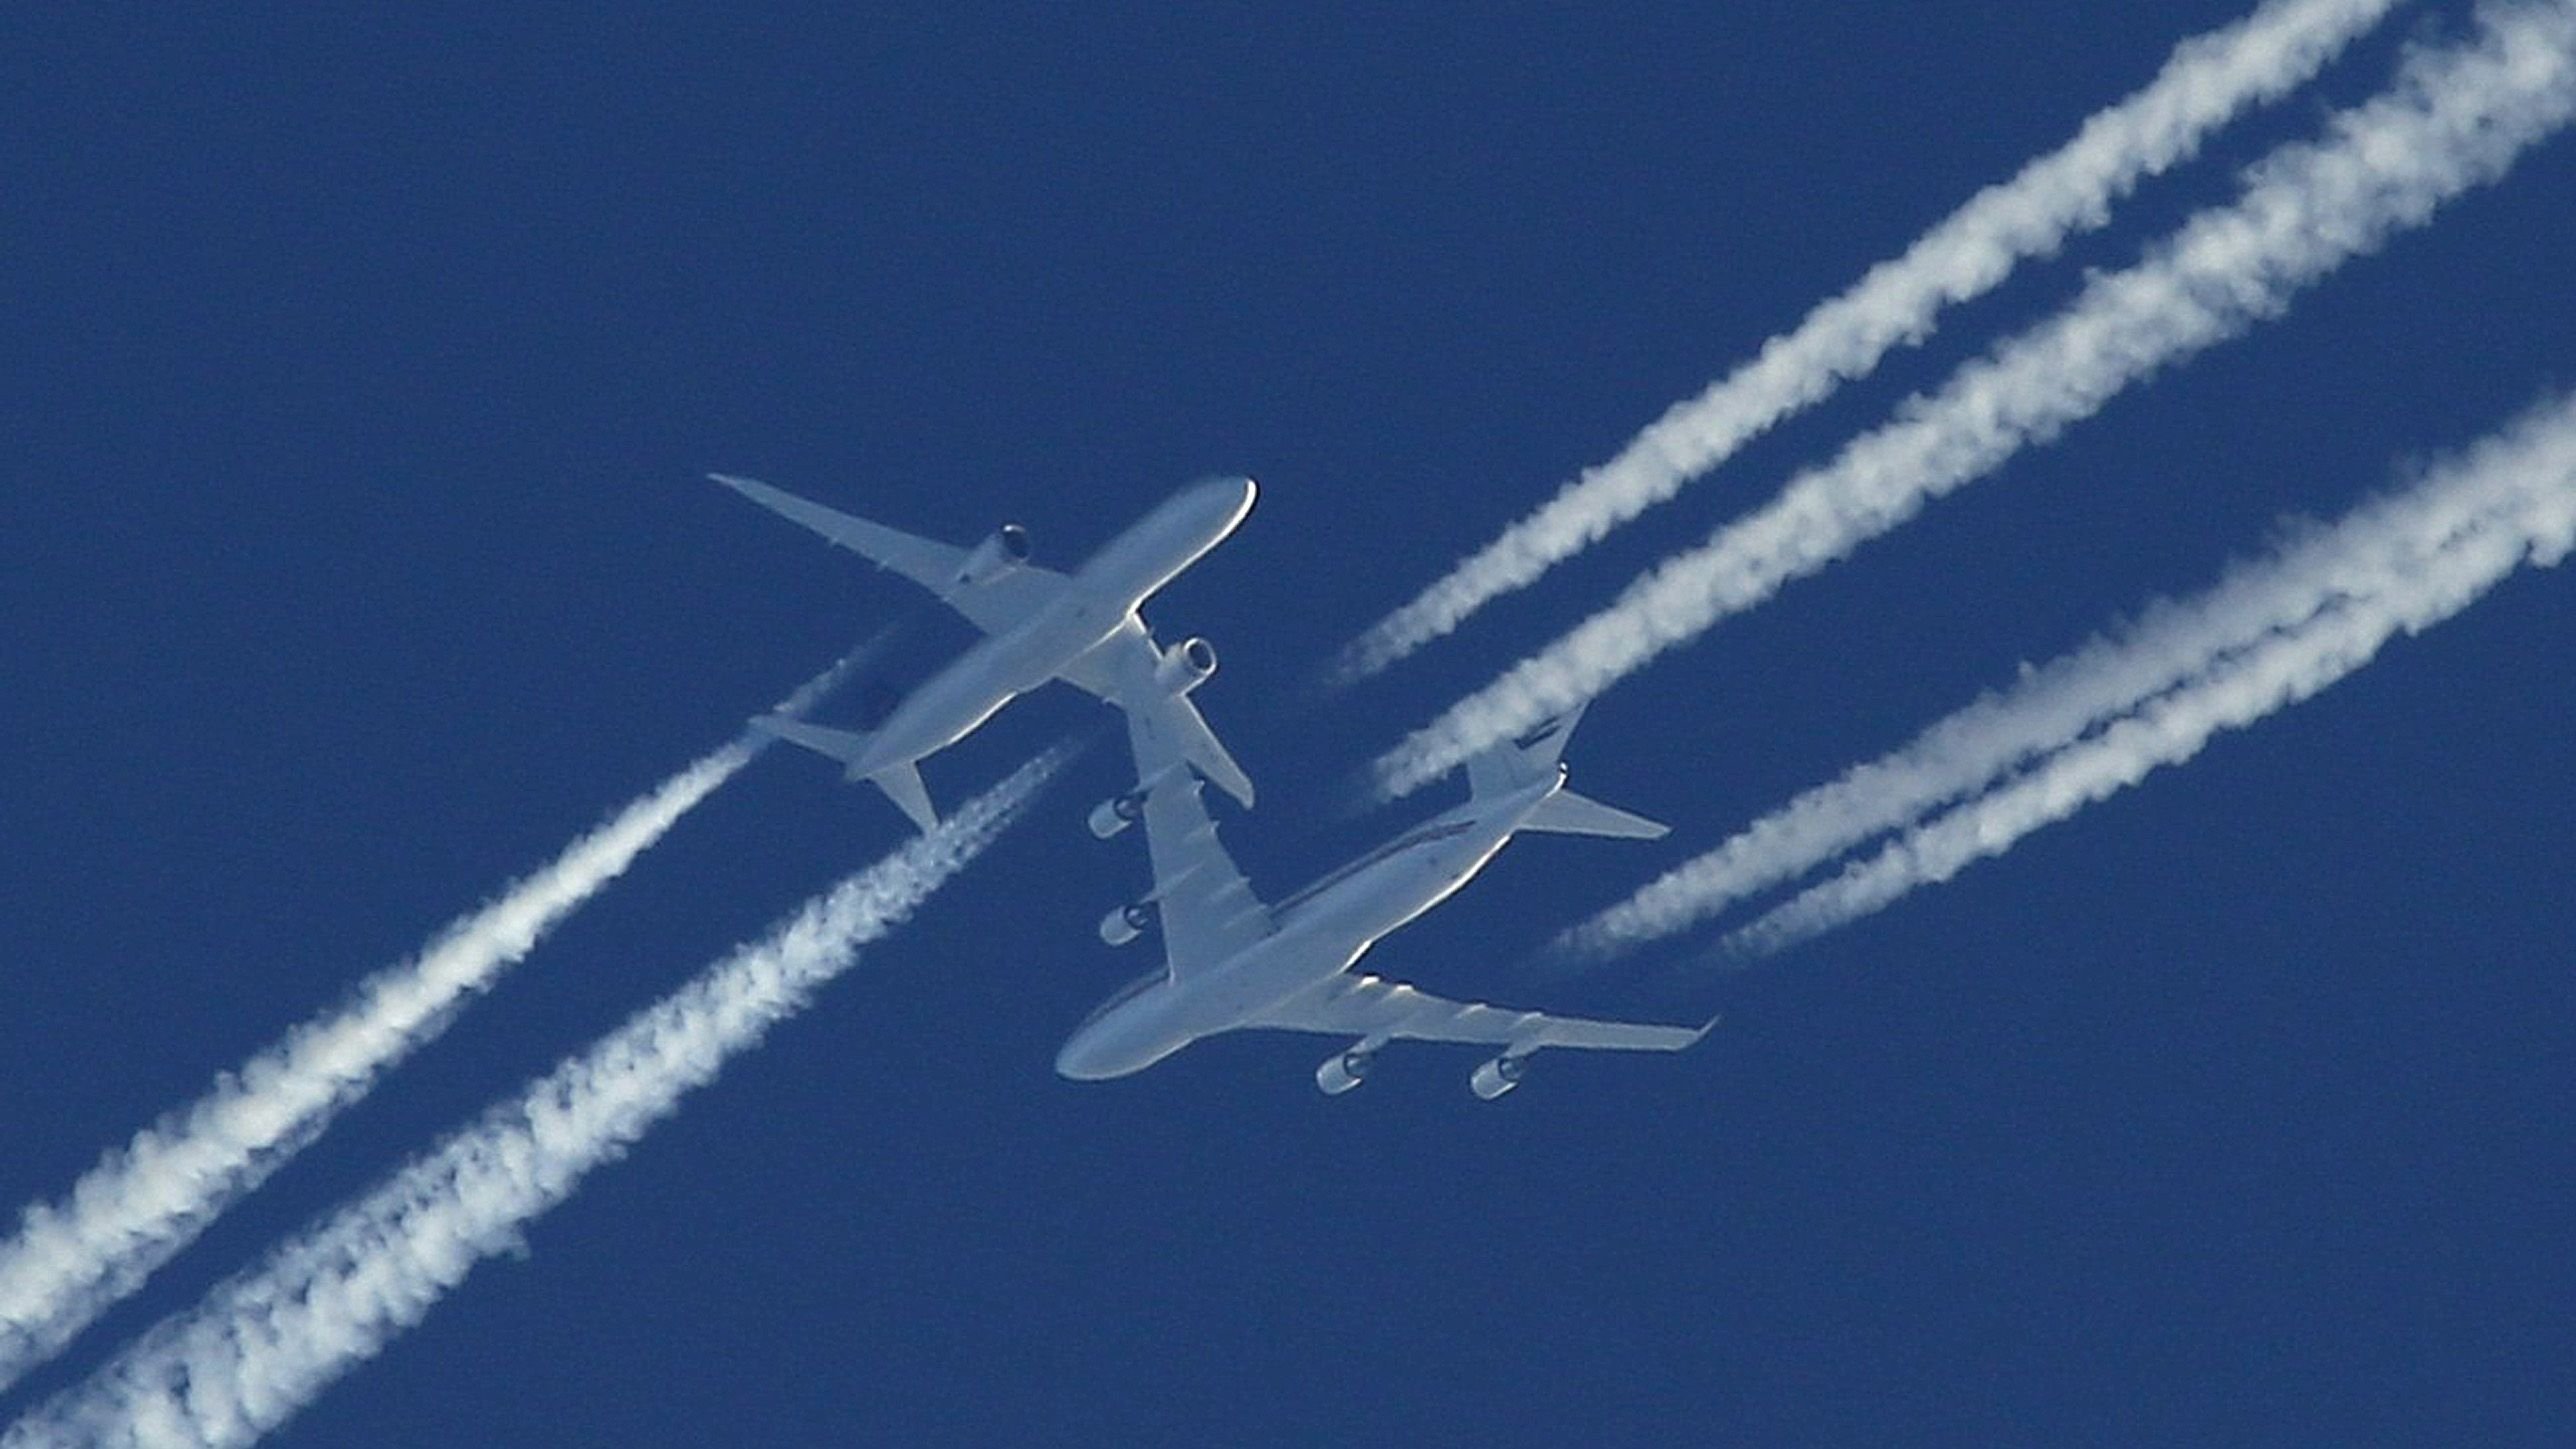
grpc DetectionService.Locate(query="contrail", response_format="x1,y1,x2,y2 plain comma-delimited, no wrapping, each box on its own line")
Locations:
0,647,866,1397
1562,391,2576,959
1725,391,2576,957
4,754,1056,1449
1369,0,2576,801
1332,0,2403,684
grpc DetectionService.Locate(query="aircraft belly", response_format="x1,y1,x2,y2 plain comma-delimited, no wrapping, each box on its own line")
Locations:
1076,485,1249,608
881,612,1103,761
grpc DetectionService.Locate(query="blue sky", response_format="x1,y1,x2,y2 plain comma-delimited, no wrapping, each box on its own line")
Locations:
3,3,2571,1443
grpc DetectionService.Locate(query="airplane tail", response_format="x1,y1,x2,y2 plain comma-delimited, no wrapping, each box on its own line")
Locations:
750,715,941,832
1464,702,1668,841
866,760,940,833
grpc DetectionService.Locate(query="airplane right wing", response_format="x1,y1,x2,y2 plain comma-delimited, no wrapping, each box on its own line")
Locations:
1059,618,1256,807
1250,972,1712,1054
710,473,1072,637
1117,699,1271,979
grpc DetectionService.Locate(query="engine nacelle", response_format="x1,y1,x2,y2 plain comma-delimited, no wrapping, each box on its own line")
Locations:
1315,1046,1376,1096
1098,901,1154,947
1087,791,1146,840
1151,636,1218,696
953,524,1032,588
1470,1052,1533,1101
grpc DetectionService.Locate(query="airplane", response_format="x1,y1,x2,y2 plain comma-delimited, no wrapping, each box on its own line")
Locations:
1060,701,1716,1098
709,472,1260,830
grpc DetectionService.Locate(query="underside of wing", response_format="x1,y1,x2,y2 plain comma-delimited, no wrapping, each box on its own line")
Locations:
1115,694,1270,977
710,473,1073,635
1065,622,1257,808
1252,973,1710,1054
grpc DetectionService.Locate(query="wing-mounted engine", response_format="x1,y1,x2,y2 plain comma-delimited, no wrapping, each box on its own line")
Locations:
1098,900,1155,947
1151,637,1218,696
951,524,1032,589
1315,1039,1381,1096
1087,789,1146,840
1470,1049,1536,1101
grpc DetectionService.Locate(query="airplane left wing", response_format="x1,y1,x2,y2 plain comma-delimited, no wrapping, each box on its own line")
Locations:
1115,695,1271,977
710,473,1072,636
1251,972,1712,1054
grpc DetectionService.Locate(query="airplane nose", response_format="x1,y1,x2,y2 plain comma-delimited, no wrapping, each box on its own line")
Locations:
1194,474,1256,518
1054,1033,1114,1082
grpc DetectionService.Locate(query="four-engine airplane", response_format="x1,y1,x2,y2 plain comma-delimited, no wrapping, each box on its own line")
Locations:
1061,702,1715,1098
711,472,1259,830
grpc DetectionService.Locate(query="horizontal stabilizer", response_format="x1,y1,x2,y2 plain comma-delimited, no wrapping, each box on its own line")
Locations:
750,714,872,766
869,760,939,833
1522,789,1668,840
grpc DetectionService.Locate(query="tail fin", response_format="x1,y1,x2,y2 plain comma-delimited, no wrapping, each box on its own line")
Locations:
750,715,941,831
1522,790,1667,840
1464,702,1668,840
867,760,939,832
751,714,872,765
1464,701,1592,800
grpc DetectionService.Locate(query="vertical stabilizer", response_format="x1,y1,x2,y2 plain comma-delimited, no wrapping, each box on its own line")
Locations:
1464,701,1591,801
1462,702,1667,839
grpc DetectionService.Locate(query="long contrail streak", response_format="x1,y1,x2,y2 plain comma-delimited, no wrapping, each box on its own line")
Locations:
5,754,1059,1449
1727,392,2576,956
1563,392,2576,958
1370,1,2576,801
0,649,865,1397
1333,0,2403,683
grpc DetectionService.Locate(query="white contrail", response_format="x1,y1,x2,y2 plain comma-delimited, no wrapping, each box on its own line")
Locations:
1333,0,2403,683
1726,392,2576,957
1370,0,2576,801
0,748,746,1398
0,647,865,1396
1563,391,2576,959
5,754,1058,1449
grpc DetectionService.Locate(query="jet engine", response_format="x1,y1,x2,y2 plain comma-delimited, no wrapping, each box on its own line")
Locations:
1087,790,1146,840
1151,636,1218,695
1098,901,1154,947
1315,1045,1377,1096
1470,1051,1533,1101
952,524,1033,588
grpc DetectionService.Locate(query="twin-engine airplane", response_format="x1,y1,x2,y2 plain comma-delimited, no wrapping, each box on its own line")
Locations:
1061,702,1715,1098
710,473,1259,831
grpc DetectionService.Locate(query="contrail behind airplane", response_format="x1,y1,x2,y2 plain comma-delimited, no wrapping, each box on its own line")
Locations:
0,646,867,1397
1561,392,2576,959
1331,0,2403,684
1369,0,2576,801
1726,390,2576,957
3,753,1057,1449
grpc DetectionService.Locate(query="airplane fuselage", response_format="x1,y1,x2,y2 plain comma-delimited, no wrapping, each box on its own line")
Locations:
845,477,1255,781
1055,778,1557,1080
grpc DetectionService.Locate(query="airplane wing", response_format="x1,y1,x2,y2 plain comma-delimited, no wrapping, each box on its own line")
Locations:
1251,972,1710,1053
1060,618,1256,806
1119,698,1271,978
709,473,1073,637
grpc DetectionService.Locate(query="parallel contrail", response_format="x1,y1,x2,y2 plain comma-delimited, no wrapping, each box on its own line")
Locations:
1369,0,2576,801
1725,391,2576,957
1332,0,2403,684
0,650,865,1397
5,754,1058,1449
1562,392,2576,959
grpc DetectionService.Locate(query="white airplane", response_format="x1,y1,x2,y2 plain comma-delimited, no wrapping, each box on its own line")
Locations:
709,472,1260,831
1061,702,1715,1098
